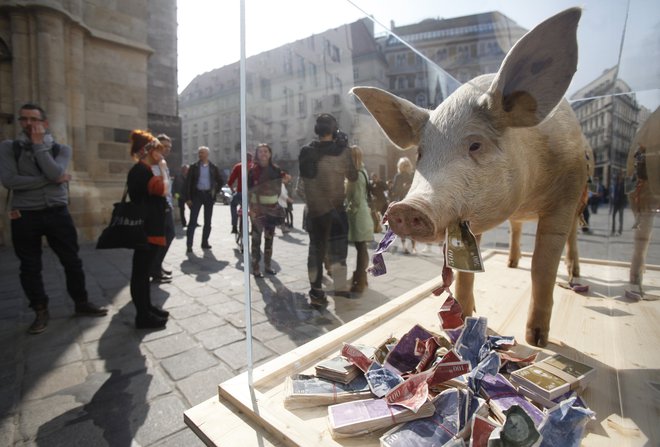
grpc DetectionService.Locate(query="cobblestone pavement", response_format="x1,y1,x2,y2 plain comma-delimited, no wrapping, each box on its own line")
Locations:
0,202,656,446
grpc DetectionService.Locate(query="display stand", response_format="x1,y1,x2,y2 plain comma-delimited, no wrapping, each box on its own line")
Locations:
184,250,660,446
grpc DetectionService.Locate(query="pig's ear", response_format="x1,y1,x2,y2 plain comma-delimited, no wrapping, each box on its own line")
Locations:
351,86,429,150
482,7,581,128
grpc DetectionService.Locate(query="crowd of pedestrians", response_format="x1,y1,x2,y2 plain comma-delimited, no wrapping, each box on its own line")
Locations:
1,105,429,333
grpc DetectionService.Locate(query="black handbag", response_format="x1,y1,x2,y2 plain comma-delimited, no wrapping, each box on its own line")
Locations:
96,186,147,250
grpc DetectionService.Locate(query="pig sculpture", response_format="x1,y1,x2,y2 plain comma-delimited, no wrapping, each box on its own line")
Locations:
352,8,593,347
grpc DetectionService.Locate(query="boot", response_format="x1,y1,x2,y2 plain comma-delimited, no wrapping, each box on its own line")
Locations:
252,260,263,278
28,305,50,334
350,270,368,294
264,248,276,275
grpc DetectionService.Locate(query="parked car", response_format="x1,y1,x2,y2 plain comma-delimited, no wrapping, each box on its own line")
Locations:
218,185,233,205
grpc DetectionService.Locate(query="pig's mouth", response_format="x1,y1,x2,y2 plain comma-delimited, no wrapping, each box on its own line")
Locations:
385,199,445,243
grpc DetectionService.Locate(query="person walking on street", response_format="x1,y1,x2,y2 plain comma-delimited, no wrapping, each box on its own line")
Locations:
126,130,170,329
346,146,374,294
390,157,416,254
611,173,627,236
149,134,175,284
370,172,389,217
298,113,358,306
248,144,287,277
172,164,189,227
185,146,224,253
0,103,107,334
227,152,253,235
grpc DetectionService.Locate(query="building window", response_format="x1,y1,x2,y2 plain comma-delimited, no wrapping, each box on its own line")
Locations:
298,93,307,117
260,78,271,100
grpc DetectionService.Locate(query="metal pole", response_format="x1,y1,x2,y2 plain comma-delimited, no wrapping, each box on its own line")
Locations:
239,0,253,386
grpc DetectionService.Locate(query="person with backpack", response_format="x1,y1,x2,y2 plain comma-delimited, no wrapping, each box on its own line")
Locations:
298,113,358,306
346,145,374,294
0,103,107,334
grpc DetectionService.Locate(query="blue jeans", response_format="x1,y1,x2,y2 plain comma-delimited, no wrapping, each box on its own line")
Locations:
11,206,88,309
186,190,214,247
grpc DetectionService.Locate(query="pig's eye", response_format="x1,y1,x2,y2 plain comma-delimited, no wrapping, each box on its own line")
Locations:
469,142,481,152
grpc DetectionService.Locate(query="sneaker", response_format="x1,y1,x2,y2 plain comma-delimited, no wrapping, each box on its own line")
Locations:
231,226,238,234
265,268,277,275
28,307,49,334
201,243,212,249
74,302,108,317
186,247,193,254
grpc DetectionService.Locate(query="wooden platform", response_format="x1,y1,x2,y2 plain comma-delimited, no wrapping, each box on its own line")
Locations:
184,250,660,446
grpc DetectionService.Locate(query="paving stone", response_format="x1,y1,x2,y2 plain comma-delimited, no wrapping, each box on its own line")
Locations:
194,290,234,307
146,333,199,359
167,302,206,320
133,395,188,446
176,312,224,334
83,333,148,361
153,427,207,447
22,362,88,401
194,324,244,350
160,347,218,380
0,417,16,447
208,298,245,316
262,334,307,357
25,343,83,370
19,394,81,439
23,318,83,351
78,315,134,343
224,308,268,329
139,319,183,342
177,364,234,406
213,340,276,372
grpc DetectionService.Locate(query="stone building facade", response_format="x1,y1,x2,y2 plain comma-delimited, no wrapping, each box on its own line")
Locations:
571,66,641,188
0,0,180,244
179,12,527,181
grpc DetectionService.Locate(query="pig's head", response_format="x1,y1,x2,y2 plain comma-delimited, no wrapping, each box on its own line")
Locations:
352,8,581,243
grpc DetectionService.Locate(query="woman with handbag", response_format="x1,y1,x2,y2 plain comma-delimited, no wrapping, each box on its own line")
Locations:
346,146,374,294
248,143,287,277
126,130,170,329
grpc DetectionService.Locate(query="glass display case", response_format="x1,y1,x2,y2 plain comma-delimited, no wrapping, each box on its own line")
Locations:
182,1,659,445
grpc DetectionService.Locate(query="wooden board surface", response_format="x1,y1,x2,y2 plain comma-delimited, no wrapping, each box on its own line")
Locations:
185,250,660,446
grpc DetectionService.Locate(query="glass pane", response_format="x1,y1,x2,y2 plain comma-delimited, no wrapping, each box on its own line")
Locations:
181,0,659,442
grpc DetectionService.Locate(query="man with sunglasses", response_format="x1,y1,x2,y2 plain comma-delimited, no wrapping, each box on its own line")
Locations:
0,103,107,335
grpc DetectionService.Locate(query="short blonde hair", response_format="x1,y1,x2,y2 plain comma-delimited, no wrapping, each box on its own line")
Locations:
397,157,412,174
198,146,210,154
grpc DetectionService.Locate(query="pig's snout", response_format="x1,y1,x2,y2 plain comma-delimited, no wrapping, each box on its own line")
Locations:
386,202,435,240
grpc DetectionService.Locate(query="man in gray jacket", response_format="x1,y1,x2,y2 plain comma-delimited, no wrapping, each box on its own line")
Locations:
0,103,107,334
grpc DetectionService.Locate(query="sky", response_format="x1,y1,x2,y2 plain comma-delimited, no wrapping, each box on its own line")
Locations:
177,0,659,109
